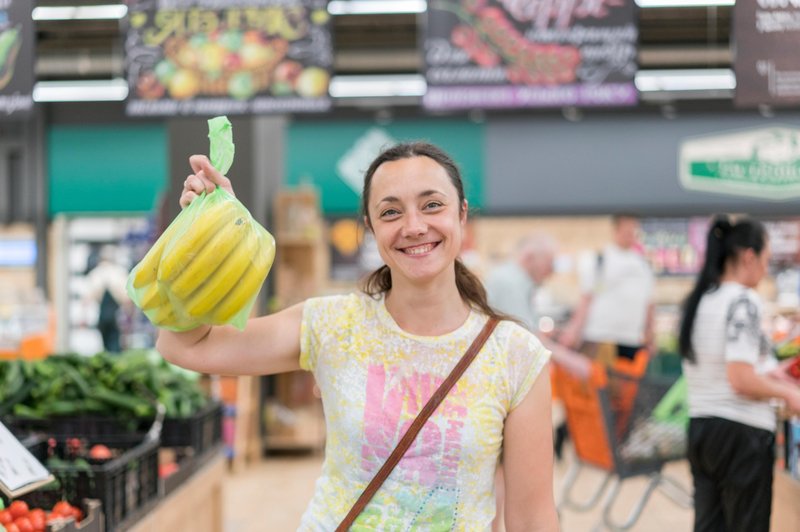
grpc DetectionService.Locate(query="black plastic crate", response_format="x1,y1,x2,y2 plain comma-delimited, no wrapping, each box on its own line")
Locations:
24,434,159,532
160,400,223,455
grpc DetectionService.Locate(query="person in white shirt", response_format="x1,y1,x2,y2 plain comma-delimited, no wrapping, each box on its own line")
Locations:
559,213,655,362
679,214,800,532
485,233,557,332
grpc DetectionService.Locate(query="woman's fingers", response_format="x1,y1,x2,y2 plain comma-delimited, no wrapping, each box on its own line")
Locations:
189,154,235,197
179,190,199,210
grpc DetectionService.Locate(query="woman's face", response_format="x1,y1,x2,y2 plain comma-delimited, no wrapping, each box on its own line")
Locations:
742,240,771,288
365,156,467,287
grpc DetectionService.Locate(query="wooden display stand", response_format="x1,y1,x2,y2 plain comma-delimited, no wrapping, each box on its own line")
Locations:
126,453,226,532
262,188,328,453
772,468,800,530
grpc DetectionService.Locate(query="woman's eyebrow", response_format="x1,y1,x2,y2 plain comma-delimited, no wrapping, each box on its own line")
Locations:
375,189,445,207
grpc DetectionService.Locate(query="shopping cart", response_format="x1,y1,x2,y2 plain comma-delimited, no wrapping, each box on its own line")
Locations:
555,352,692,531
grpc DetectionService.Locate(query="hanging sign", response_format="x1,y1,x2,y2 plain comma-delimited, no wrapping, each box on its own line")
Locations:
0,0,34,117
423,0,639,110
125,0,333,116
679,126,800,200
734,0,800,108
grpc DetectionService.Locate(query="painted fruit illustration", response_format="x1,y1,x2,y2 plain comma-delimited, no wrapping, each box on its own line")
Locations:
0,25,23,90
295,67,330,98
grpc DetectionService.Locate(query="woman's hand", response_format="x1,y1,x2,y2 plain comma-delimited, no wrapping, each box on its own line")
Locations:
179,154,236,209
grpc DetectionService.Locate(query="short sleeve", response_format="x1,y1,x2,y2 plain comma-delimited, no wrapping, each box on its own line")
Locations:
299,297,323,372
299,293,360,372
724,291,763,364
506,325,552,410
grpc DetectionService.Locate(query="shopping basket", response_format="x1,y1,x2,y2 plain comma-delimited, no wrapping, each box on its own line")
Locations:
555,352,692,531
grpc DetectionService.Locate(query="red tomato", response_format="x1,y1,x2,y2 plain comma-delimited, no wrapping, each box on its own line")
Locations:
27,509,46,532
51,501,73,518
70,506,84,523
13,516,33,532
8,501,29,519
5,522,21,532
0,509,14,525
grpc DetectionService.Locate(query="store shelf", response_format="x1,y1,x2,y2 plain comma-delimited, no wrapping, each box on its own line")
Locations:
124,452,226,532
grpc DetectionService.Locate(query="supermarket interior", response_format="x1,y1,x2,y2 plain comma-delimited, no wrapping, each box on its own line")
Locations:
2,0,800,531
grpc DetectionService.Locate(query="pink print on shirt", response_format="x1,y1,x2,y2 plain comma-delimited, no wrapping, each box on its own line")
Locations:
361,364,467,488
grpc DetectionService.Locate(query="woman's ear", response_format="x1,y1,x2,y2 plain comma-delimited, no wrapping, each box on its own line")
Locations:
363,215,372,231
460,199,468,225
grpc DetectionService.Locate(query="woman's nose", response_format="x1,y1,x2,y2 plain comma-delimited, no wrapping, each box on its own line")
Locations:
401,211,427,237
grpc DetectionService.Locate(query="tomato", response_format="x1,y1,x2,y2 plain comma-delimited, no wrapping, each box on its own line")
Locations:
70,506,83,523
89,444,113,460
27,509,45,532
5,522,21,532
12,517,33,532
0,509,13,525
7,502,28,520
51,501,72,518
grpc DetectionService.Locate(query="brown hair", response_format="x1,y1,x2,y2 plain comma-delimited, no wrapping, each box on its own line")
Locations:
359,141,511,322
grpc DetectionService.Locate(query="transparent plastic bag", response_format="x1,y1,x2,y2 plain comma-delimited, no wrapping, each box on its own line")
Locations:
126,116,275,331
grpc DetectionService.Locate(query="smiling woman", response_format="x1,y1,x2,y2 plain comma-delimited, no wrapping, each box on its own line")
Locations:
155,142,559,531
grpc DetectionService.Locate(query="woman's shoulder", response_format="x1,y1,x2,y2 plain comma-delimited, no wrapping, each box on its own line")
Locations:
491,317,547,351
303,291,382,321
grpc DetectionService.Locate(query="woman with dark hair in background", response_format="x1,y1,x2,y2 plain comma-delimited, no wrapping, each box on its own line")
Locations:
679,214,800,532
157,142,559,530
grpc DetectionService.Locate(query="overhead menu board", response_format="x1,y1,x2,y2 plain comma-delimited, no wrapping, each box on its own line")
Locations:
734,0,800,108
0,0,34,118
423,0,639,110
125,0,333,116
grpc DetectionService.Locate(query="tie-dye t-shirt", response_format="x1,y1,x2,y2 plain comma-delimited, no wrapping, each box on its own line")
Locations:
297,292,550,531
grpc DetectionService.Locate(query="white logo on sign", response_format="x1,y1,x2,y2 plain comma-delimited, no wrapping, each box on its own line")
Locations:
336,128,397,194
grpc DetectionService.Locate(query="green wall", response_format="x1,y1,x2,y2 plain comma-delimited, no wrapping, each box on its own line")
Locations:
286,119,484,214
48,124,168,215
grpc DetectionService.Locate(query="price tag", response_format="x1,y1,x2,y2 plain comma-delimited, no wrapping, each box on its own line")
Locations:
0,421,54,498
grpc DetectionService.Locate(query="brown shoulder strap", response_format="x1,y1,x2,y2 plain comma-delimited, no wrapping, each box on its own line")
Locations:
336,317,500,531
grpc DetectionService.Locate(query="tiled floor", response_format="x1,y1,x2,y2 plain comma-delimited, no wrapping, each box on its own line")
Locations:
222,448,694,531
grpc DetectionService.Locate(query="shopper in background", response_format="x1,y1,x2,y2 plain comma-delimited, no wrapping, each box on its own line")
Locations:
157,142,559,530
484,232,587,531
679,214,800,532
85,245,130,352
559,213,655,364
485,233,556,331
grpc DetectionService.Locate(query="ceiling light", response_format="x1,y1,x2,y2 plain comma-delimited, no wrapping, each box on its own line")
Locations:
635,0,734,7
33,79,129,102
327,1,427,15
329,74,426,98
635,69,735,92
32,5,128,21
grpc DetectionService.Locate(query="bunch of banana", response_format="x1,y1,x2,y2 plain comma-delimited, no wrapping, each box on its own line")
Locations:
127,189,275,331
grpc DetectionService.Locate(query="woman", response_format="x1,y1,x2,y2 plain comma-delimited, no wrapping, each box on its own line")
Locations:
678,214,800,532
157,142,559,531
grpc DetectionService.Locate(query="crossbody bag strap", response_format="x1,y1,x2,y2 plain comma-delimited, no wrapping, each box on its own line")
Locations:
335,317,500,532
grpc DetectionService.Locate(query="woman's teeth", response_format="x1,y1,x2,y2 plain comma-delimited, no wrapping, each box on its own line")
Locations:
404,243,435,255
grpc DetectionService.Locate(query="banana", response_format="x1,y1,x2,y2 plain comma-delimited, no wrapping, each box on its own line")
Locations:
168,212,249,299
139,281,168,311
145,304,192,330
183,227,260,318
157,198,240,283
132,236,168,289
210,231,276,323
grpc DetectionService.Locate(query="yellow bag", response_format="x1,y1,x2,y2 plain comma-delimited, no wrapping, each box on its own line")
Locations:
126,116,275,331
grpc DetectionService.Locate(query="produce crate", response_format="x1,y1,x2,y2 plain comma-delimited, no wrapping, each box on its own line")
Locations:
160,400,223,455
48,499,103,532
24,434,159,532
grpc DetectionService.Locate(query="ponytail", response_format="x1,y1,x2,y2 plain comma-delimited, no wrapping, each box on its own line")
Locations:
360,260,515,322
678,215,767,362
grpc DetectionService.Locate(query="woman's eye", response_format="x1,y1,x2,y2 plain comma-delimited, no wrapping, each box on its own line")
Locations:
424,201,443,210
380,208,400,217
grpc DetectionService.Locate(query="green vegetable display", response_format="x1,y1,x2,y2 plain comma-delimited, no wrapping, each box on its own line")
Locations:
0,350,208,427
